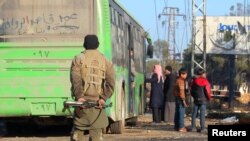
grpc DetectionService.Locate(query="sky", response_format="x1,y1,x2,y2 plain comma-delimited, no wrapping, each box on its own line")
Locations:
118,0,246,54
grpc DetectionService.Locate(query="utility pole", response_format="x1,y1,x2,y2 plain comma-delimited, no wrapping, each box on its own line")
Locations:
159,7,185,68
228,55,236,108
191,0,206,76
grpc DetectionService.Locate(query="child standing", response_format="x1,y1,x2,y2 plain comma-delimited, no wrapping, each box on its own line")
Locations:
174,68,188,132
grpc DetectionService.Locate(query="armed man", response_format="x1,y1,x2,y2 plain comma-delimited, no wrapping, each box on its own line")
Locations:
70,34,115,141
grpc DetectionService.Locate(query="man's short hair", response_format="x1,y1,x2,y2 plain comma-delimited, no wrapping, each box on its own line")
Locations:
178,68,187,76
195,68,205,75
165,66,172,72
83,34,99,49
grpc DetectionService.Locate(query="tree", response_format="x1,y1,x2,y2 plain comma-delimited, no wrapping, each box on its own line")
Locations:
229,5,235,16
229,3,247,16
182,43,192,77
228,2,250,90
153,39,170,66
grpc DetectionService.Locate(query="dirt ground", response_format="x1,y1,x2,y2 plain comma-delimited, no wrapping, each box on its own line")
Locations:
1,113,220,141
104,113,219,141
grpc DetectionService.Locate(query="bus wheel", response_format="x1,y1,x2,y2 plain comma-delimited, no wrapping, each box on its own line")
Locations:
110,120,123,134
126,116,138,126
102,127,107,134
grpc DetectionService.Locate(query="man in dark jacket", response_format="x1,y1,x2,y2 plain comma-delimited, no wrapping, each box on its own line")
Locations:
190,68,211,133
163,66,176,124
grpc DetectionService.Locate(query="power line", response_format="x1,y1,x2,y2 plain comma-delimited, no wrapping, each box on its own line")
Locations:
159,7,185,67
191,0,207,76
185,0,191,45
163,0,168,41
154,0,160,41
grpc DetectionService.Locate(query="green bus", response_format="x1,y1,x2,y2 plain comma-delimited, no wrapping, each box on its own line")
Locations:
0,0,150,133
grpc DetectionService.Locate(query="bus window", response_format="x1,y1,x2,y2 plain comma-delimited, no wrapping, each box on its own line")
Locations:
0,0,96,42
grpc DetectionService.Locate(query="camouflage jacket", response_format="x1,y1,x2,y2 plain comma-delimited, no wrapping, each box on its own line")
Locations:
70,50,115,129
70,50,115,101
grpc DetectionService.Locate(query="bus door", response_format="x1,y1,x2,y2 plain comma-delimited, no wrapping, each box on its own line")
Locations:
126,23,134,116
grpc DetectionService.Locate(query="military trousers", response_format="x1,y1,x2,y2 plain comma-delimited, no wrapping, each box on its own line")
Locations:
71,128,103,141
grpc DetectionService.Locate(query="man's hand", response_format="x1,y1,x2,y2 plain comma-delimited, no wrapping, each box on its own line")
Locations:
97,99,106,109
131,82,135,88
182,100,188,107
77,98,86,109
77,98,86,102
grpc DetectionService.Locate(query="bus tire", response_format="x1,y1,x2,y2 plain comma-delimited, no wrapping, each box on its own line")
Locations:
102,127,107,134
110,120,123,134
126,116,138,126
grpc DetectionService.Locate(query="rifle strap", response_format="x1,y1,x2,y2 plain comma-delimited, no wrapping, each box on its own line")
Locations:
67,107,73,117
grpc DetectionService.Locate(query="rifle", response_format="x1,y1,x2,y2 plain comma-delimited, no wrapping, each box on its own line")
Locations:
62,101,112,112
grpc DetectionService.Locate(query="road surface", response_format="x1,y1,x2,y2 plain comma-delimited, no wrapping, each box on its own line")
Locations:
1,114,219,141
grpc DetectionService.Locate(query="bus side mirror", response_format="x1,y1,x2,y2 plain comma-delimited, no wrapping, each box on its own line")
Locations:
147,45,153,58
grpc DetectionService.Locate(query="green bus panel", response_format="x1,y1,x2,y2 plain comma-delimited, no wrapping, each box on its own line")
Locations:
0,98,72,117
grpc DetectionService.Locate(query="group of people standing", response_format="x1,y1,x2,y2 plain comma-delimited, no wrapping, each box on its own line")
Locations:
146,65,176,124
147,65,211,133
